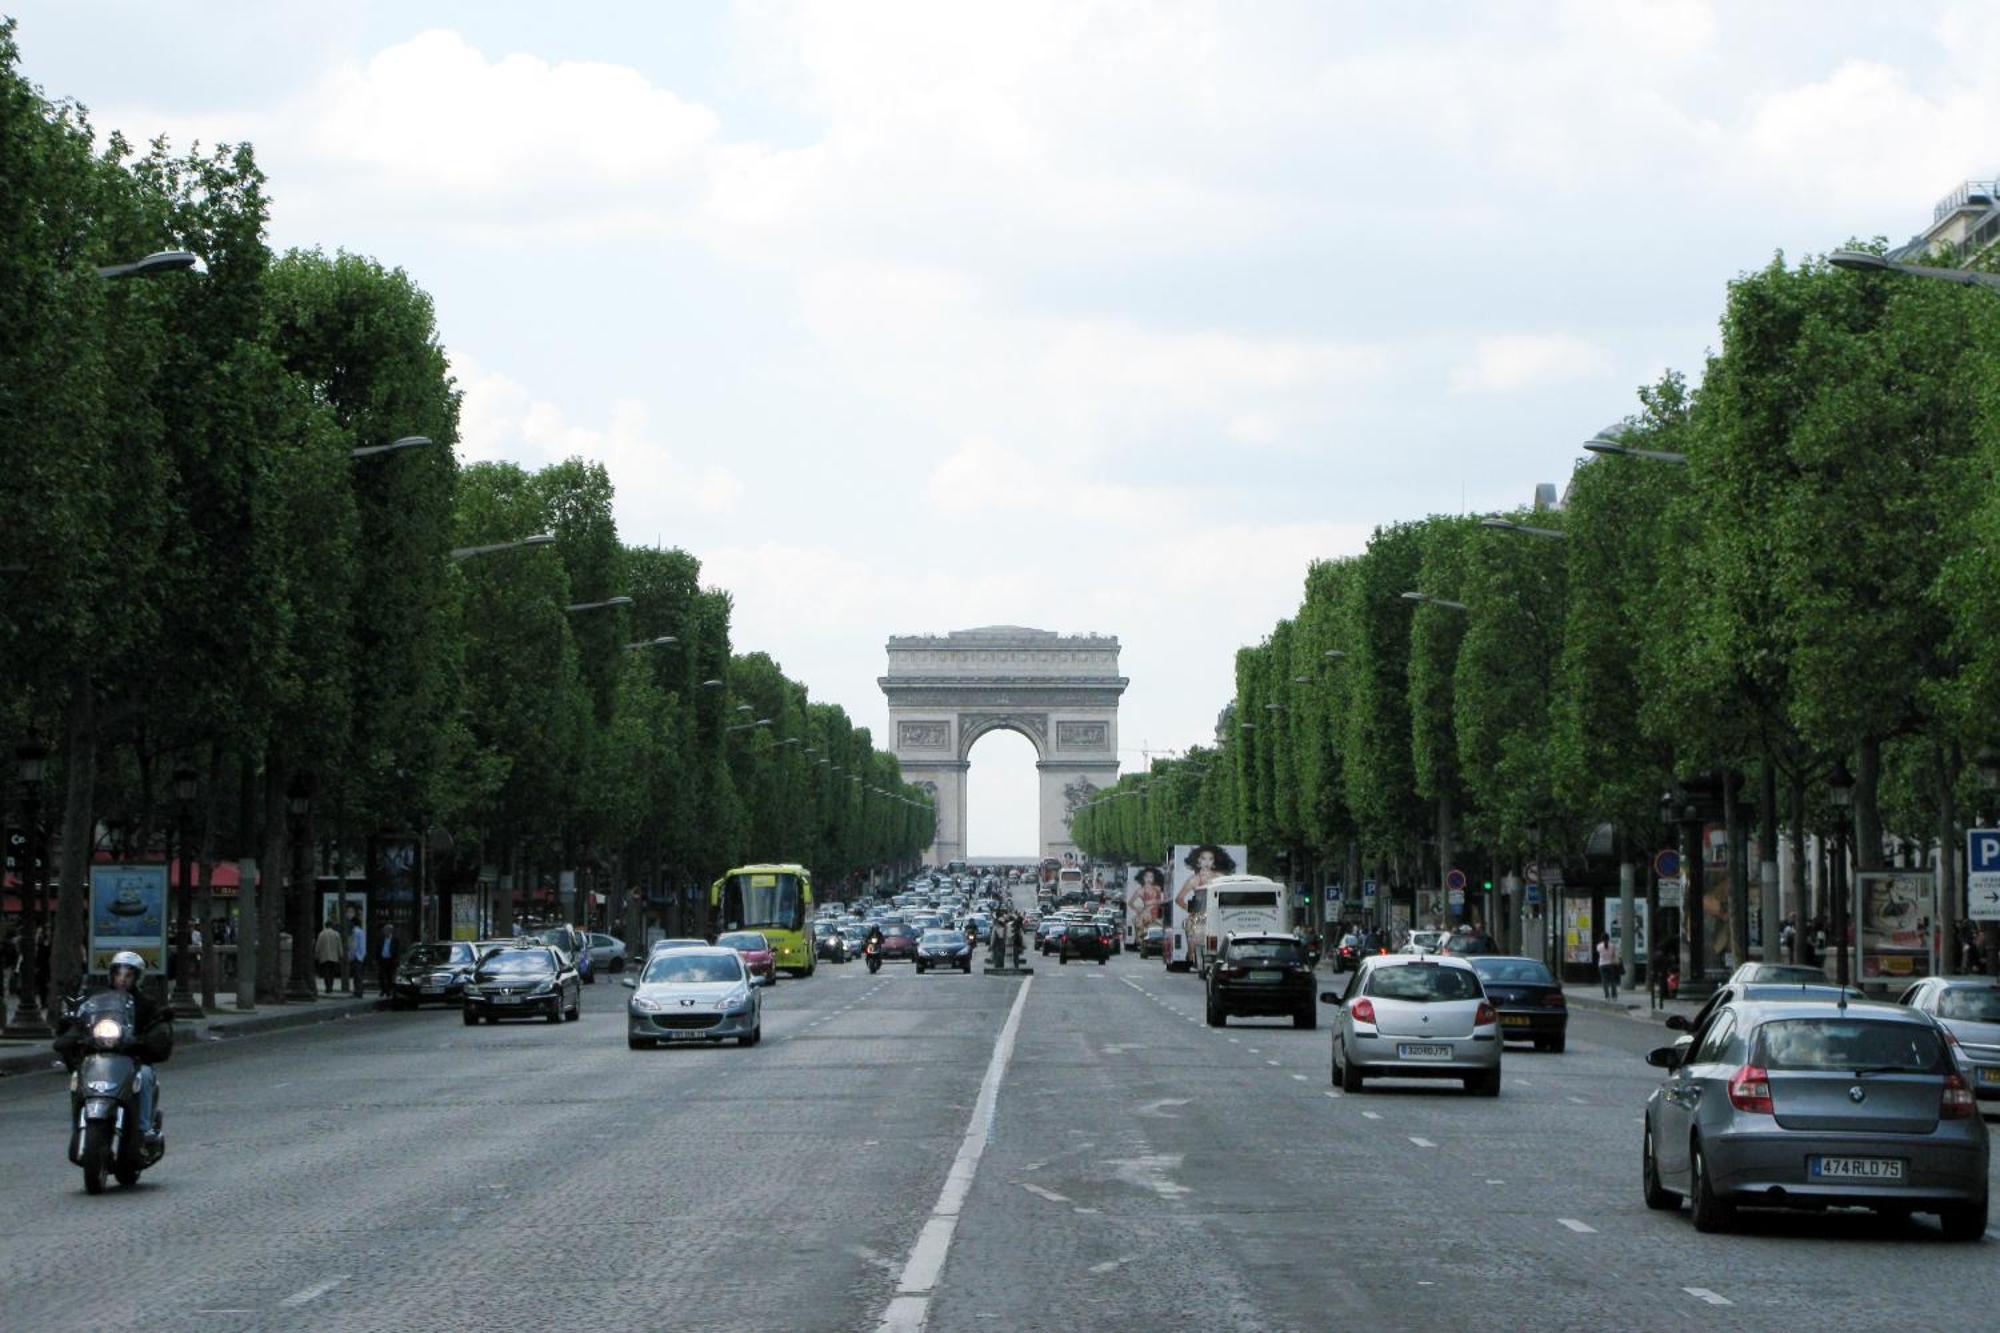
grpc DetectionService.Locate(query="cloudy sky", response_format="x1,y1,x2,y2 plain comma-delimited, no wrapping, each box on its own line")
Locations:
12,1,1997,854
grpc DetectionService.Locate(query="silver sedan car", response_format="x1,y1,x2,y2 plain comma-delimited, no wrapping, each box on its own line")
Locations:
1323,954,1501,1095
624,946,762,1050
1642,998,1988,1237
1898,977,2000,1106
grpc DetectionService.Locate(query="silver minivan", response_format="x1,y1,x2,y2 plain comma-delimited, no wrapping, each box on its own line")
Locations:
1323,954,1501,1095
1642,997,1988,1237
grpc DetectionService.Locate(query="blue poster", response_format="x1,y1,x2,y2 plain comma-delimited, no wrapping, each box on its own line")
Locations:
90,864,170,975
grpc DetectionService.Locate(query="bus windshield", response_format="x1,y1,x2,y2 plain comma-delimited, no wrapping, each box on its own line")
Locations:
720,872,805,932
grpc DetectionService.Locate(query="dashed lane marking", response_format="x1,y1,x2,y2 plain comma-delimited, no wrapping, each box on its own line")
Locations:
1290,1074,1308,1082
1089,1255,1140,1274
1408,1136,1436,1148
1361,1111,1383,1120
1683,1288,1732,1306
1557,1218,1596,1233
279,1277,349,1308
1022,1183,1070,1203
1266,1059,1281,1067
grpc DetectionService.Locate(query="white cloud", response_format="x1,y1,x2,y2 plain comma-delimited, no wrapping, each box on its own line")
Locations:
1451,334,1614,395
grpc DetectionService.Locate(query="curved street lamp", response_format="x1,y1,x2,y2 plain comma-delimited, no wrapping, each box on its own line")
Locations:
349,435,434,461
450,533,556,562
1401,591,1469,612
1829,248,2000,293
96,249,201,280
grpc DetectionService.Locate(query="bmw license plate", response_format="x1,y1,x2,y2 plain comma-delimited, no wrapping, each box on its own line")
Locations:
1979,1067,2000,1086
1809,1156,1905,1181
1399,1043,1452,1060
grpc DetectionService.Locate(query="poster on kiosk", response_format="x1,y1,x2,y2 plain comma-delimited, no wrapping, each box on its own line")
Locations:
1167,843,1245,971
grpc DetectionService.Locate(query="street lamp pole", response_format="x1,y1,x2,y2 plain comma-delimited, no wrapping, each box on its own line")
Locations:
449,533,556,562
1828,248,2000,294
1829,759,1856,988
4,744,52,1037
1582,436,1688,465
169,767,204,1018
286,774,320,1002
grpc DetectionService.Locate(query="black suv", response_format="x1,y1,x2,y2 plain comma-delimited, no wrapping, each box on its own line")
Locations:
1058,921,1108,965
1206,934,1315,1028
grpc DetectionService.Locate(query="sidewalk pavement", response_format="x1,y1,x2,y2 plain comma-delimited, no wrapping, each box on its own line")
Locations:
1562,983,1701,1025
0,988,387,1079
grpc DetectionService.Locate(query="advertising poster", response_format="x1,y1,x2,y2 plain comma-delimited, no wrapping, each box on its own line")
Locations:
1564,899,1594,966
1857,870,1935,982
371,835,418,935
1168,843,1244,967
90,864,169,975
1126,865,1167,942
1606,899,1648,964
1415,889,1446,926
321,892,367,948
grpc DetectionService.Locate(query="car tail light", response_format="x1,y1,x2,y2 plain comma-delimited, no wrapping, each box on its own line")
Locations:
1206,936,1218,953
1727,1064,1773,1114
1349,998,1377,1025
1542,992,1566,1008
1942,1071,1976,1119
1474,1001,1497,1026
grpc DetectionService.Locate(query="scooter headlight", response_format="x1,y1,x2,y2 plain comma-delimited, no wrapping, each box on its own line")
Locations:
90,1017,125,1046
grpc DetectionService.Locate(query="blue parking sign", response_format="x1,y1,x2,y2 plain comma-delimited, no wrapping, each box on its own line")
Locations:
1969,830,2000,921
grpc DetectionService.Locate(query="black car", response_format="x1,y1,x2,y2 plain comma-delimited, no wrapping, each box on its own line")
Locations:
461,946,581,1025
1139,925,1166,959
1059,922,1108,965
390,940,480,1009
1205,934,1315,1028
915,930,974,974
813,921,850,963
1467,955,1567,1052
1333,932,1363,972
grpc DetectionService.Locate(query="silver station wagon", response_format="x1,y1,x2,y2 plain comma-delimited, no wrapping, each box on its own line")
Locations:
1642,997,1989,1238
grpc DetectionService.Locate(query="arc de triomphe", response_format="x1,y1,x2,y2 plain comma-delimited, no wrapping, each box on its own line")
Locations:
880,627,1126,865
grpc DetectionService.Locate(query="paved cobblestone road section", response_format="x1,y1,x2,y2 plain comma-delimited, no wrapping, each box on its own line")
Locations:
2,954,1997,1332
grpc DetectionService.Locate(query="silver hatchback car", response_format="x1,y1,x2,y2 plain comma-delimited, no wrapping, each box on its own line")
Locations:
1323,954,1501,1095
1897,977,2000,1106
1642,998,1988,1237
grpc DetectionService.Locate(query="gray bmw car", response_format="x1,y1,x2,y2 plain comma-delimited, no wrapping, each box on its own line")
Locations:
1642,997,1988,1237
1897,977,2000,1105
624,946,762,1049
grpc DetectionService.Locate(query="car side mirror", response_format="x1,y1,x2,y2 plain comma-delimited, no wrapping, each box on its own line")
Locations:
1320,991,1342,1005
1646,1045,1682,1069
621,976,637,989
1664,1014,1691,1032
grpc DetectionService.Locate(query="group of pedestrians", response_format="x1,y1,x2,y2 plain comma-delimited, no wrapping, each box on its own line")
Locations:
310,913,401,996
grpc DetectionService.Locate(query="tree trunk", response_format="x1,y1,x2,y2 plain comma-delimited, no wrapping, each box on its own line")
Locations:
1760,757,1780,966
258,750,287,1003
1724,768,1747,971
1855,735,1885,870
234,746,257,1009
198,739,223,1011
51,686,98,1005
1935,740,1961,975
1786,774,1808,964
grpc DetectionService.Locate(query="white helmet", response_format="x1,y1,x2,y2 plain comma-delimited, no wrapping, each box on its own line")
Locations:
108,950,146,983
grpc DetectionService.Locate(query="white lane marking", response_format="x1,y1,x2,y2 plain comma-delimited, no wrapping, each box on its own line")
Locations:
1022,1183,1070,1203
1408,1136,1437,1148
279,1277,349,1307
1134,1098,1189,1119
1486,1179,1504,1185
1247,1047,1262,1053
1567,1096,1588,1105
1266,1059,1282,1067
1228,1037,1240,1043
1683,1288,1732,1306
1290,1074,1308,1082
1361,1111,1383,1120
1557,1218,1596,1234
875,977,1032,1331
1089,1255,1140,1274
1324,1090,1342,1099
1073,1206,1100,1213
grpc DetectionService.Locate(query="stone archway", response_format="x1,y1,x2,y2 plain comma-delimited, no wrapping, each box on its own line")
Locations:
881,627,1126,865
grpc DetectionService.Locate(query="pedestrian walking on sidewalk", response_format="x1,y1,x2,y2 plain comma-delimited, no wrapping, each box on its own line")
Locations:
347,912,365,994
376,922,400,997
1595,935,1621,1000
313,920,343,992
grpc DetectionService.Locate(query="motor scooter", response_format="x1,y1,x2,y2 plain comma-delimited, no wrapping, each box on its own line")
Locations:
864,937,882,974
63,990,164,1195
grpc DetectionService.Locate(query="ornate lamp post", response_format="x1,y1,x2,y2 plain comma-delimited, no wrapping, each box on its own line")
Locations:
169,766,204,1018
286,773,319,1002
1828,759,1855,988
4,743,52,1037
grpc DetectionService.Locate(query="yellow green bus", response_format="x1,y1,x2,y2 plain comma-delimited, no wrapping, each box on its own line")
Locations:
710,863,816,978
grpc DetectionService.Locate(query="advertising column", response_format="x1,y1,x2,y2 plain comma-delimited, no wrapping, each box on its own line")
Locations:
89,865,170,978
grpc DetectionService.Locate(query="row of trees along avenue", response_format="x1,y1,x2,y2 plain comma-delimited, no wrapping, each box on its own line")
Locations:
1075,237,2000,983
0,23,932,1024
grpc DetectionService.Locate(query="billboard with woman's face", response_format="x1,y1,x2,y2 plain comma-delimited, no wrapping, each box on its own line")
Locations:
1167,843,1242,966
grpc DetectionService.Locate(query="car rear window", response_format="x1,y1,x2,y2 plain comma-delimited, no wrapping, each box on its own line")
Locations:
1365,964,1482,1002
1939,988,2000,1023
1229,940,1302,964
1755,1018,1946,1072
1472,959,1554,985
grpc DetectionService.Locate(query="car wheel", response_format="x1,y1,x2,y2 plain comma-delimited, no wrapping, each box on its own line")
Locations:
483,1014,498,1025
738,1028,758,1048
1206,997,1225,1027
1938,1194,1989,1242
1294,1008,1317,1031
565,1003,579,1022
1338,1047,1364,1093
1689,1139,1733,1233
1642,1126,1679,1211
916,962,926,974
1060,953,1069,965
961,960,971,973
461,1009,478,1026
1098,957,1106,966
1467,1070,1500,1097
628,1036,653,1051
545,1003,563,1025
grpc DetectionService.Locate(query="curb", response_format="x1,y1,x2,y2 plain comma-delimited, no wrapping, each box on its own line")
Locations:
0,996,388,1080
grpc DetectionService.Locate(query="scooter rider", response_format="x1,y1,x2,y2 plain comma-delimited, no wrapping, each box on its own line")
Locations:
54,951,173,1149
